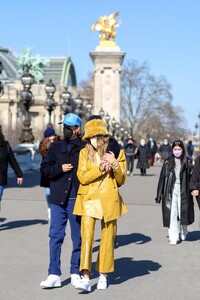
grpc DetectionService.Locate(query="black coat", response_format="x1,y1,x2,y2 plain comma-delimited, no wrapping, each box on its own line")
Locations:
136,145,150,169
190,156,200,209
156,158,194,227
159,143,172,160
0,141,23,185
40,137,85,205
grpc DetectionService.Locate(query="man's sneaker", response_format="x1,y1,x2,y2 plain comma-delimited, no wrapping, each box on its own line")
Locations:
40,274,61,288
71,274,81,287
97,274,107,289
47,208,51,220
75,276,91,292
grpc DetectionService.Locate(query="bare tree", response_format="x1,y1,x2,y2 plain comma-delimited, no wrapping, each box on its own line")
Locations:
121,60,188,142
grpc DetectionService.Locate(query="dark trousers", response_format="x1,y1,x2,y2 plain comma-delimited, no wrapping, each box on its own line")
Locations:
126,155,135,173
48,200,81,276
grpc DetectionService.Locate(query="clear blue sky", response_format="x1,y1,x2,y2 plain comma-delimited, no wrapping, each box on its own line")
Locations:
1,0,200,132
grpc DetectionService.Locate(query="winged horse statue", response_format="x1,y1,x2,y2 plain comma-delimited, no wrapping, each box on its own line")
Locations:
90,12,120,43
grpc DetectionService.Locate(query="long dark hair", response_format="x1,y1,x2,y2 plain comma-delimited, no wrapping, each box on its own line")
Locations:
168,139,187,169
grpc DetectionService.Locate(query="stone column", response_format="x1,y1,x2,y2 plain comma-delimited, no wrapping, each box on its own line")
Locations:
90,46,125,122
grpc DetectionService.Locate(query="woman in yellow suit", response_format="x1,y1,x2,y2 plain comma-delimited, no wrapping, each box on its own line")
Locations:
73,118,128,292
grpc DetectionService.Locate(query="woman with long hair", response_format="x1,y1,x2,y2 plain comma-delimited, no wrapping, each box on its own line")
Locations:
0,127,23,209
39,127,60,219
155,140,194,245
73,118,128,291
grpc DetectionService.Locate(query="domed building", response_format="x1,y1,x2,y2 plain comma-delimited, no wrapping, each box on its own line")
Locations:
0,46,78,146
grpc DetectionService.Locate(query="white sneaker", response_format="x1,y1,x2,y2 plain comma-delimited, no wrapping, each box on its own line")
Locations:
97,274,107,289
40,274,61,288
47,208,51,220
71,274,81,287
169,240,177,245
181,227,188,241
75,276,91,292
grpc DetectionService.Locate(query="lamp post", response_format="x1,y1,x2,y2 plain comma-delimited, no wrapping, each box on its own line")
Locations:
104,113,111,131
198,112,200,151
45,79,56,128
0,61,4,97
195,114,200,152
19,69,34,143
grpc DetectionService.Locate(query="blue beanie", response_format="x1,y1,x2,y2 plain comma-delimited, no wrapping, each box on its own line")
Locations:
44,128,55,137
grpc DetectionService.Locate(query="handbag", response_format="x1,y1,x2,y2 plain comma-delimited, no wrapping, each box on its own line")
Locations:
83,199,103,219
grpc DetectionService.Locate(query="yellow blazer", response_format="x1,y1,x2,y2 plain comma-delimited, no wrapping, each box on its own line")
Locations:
73,148,128,222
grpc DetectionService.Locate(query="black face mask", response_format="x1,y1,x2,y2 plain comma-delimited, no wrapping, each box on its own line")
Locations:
63,127,73,140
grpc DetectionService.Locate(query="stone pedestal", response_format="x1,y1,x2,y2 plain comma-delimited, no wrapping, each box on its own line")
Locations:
90,46,125,122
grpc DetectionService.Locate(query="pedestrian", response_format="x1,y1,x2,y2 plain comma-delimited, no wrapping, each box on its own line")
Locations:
187,140,194,161
147,137,158,166
136,138,150,176
124,135,137,176
155,140,194,245
159,138,172,161
0,127,23,210
40,113,85,289
190,155,200,209
39,127,60,219
73,118,128,291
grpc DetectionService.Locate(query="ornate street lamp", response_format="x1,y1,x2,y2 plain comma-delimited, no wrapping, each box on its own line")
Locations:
74,96,84,117
0,61,4,97
45,79,56,128
99,107,105,119
19,69,34,143
85,102,93,120
104,113,111,131
197,112,200,151
60,88,76,115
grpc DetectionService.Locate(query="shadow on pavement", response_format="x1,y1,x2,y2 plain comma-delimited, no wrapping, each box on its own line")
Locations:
93,233,151,252
109,257,161,284
7,170,40,188
0,219,48,231
187,230,200,241
89,257,161,285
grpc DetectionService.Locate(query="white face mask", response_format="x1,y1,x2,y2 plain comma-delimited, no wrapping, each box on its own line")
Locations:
90,137,97,149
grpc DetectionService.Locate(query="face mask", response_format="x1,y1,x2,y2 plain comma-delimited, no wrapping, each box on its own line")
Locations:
163,141,168,145
63,127,73,140
90,137,97,149
173,150,182,158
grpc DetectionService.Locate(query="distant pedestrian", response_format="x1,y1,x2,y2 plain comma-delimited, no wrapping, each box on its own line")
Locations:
136,138,150,176
147,137,157,166
40,113,85,289
190,155,200,209
39,127,60,219
124,135,137,176
187,140,194,161
0,127,23,210
155,140,194,245
159,138,172,161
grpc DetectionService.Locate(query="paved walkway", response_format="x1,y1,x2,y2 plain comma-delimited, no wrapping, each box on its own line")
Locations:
1,162,200,300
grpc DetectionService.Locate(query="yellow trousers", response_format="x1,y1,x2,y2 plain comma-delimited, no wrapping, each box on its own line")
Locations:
80,216,117,273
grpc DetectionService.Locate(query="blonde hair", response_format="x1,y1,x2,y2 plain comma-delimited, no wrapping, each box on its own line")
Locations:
86,135,109,163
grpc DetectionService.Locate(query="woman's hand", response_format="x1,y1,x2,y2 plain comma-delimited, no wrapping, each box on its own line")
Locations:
103,151,115,164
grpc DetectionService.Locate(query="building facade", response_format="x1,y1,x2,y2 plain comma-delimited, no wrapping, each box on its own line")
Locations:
0,46,78,146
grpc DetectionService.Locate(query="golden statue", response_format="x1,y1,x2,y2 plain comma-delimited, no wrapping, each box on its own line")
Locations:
90,12,121,47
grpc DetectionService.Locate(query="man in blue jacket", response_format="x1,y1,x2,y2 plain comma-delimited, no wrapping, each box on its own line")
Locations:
40,113,85,289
